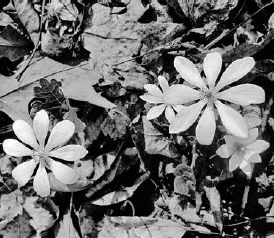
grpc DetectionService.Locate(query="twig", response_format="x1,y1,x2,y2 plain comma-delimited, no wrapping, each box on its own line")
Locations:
16,0,47,83
224,215,274,227
204,1,274,50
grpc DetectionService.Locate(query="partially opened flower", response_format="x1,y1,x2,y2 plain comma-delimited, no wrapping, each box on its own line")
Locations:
140,76,186,123
169,52,265,145
3,110,88,197
216,128,269,175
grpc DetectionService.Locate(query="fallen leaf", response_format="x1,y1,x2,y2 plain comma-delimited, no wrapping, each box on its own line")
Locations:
23,196,58,234
56,212,80,238
0,154,12,174
0,190,23,229
98,216,187,238
0,25,33,61
64,107,86,134
143,116,180,158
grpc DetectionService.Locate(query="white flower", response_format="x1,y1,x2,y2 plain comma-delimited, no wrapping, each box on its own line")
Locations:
169,52,265,145
140,76,185,123
216,128,269,175
3,110,88,197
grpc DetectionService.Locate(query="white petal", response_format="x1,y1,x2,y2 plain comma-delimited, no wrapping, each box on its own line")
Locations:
33,165,50,197
239,161,253,176
140,95,163,104
196,105,216,145
169,100,206,134
13,120,39,149
49,145,88,161
203,52,222,87
215,100,248,138
215,57,255,91
216,144,234,158
146,104,166,120
144,84,162,96
233,128,258,147
49,159,79,184
165,106,175,123
12,160,37,186
173,105,185,113
246,140,269,154
33,110,49,148
174,56,207,90
3,139,33,157
229,151,244,171
45,120,75,152
158,76,169,92
217,84,265,106
246,153,261,163
163,84,201,105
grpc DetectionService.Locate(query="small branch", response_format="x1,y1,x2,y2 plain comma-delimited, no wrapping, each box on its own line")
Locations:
16,0,47,84
204,1,274,50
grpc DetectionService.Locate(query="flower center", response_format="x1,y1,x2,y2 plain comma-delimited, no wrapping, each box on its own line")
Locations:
201,88,217,103
32,150,50,167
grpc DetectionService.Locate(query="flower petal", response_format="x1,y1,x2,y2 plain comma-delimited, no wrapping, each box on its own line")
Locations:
196,105,216,145
144,84,162,96
217,84,265,106
229,151,244,171
231,128,258,147
3,139,33,157
165,106,175,123
33,165,50,197
246,153,261,163
140,95,163,104
239,161,253,176
173,105,185,112
33,110,49,148
13,120,39,149
158,76,169,92
174,56,207,90
163,84,201,105
246,140,269,154
169,100,206,134
203,52,222,87
12,159,37,186
49,159,79,184
216,144,234,158
45,120,75,152
146,104,166,120
49,145,88,161
215,100,248,138
215,57,255,91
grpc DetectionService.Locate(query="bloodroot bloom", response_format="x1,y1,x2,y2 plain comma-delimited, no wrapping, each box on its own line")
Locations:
216,128,269,175
140,76,185,123
3,110,88,197
169,52,265,145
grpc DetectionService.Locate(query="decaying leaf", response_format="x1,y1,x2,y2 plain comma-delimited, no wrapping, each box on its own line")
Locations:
56,212,80,238
23,196,58,234
242,105,263,129
0,25,33,61
101,109,130,140
64,107,86,134
204,184,223,231
98,216,187,238
0,154,12,174
143,116,180,158
0,190,23,229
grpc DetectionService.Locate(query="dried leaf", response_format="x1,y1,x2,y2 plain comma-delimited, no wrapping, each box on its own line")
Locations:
98,216,187,238
64,107,86,134
0,190,23,229
143,116,179,158
101,109,130,140
23,196,58,234
0,25,33,61
204,185,223,231
243,105,262,129
0,154,12,174
56,212,80,238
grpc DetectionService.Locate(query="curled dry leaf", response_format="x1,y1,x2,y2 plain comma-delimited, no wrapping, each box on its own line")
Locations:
143,116,180,158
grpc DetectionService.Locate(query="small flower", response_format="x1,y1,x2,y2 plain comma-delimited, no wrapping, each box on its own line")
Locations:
3,110,88,197
169,52,265,145
216,128,269,175
140,76,185,123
